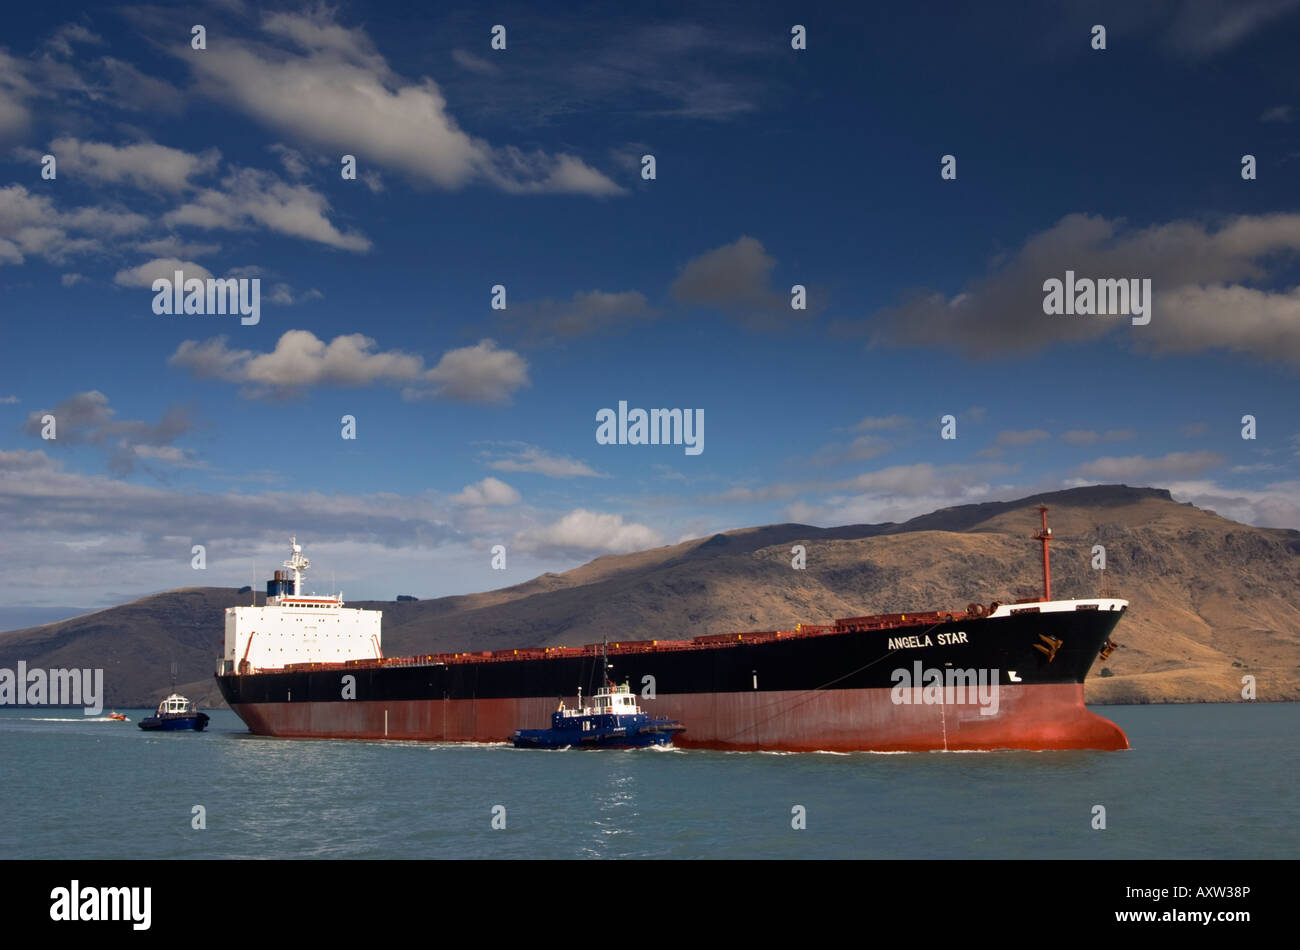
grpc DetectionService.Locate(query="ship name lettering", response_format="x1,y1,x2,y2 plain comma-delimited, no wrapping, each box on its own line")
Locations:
888,635,934,649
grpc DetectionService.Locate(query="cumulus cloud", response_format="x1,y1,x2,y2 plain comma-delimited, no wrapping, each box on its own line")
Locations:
171,329,421,389
513,509,660,556
175,7,621,196
1151,480,1300,530
113,257,214,287
50,137,220,193
855,212,1300,365
670,236,803,327
0,185,148,266
449,477,521,507
415,340,530,404
168,331,529,403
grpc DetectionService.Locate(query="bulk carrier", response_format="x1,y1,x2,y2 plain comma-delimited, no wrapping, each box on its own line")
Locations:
215,509,1130,751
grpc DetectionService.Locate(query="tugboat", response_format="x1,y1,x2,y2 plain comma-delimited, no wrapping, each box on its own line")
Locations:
512,664,685,750
138,694,210,732
513,639,685,749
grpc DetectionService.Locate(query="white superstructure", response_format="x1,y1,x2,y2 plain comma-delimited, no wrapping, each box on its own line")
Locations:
218,538,382,673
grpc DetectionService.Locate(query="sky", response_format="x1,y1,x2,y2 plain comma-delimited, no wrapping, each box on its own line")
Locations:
0,0,1298,609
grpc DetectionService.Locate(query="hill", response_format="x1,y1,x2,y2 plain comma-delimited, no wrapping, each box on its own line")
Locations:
2,484,1296,708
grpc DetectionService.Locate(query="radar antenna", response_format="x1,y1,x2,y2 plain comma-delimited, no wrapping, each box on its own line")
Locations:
282,537,311,596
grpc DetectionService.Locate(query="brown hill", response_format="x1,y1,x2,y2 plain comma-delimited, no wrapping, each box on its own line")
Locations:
2,484,1296,708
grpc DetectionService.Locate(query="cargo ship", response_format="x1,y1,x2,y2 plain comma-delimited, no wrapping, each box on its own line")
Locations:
215,509,1130,751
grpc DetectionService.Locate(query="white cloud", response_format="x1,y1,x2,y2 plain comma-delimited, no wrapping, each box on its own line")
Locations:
168,330,529,404
450,477,521,507
165,167,371,252
46,24,103,58
267,283,323,305
859,212,1300,365
851,415,910,432
1143,283,1300,363
1160,480,1300,530
415,340,530,404
450,48,502,77
482,444,607,478
178,8,621,196
113,258,214,288
0,185,147,266
513,509,660,556
178,329,420,387
50,137,220,192
1075,451,1227,480
132,445,208,469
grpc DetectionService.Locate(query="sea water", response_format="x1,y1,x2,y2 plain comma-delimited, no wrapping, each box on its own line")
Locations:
0,703,1293,859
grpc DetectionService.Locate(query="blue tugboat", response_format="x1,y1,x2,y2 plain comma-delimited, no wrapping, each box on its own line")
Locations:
512,679,685,749
138,694,210,732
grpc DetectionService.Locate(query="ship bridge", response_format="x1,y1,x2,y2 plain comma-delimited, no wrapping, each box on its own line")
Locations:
218,538,382,674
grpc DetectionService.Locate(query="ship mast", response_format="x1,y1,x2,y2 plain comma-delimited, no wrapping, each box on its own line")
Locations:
1034,505,1052,602
282,537,310,596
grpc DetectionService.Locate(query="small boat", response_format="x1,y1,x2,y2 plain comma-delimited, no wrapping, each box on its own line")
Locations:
138,694,210,732
107,711,127,721
512,680,685,749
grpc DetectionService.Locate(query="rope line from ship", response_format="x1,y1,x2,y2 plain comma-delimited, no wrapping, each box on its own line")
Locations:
715,619,948,745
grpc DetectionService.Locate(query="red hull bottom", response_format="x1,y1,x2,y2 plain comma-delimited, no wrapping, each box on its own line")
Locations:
230,683,1128,752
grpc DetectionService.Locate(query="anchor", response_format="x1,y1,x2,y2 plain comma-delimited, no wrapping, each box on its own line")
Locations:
1033,633,1063,662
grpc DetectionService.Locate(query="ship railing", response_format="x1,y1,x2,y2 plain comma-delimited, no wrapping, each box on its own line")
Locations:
252,609,982,676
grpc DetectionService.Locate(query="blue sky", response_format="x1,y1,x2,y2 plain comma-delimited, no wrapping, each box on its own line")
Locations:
1,0,1298,608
